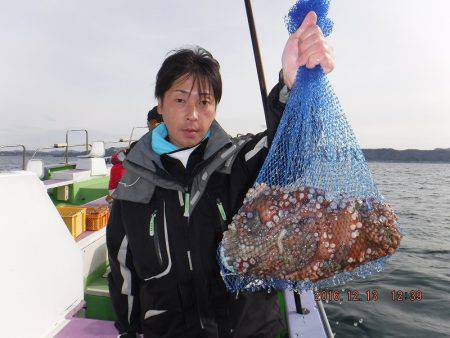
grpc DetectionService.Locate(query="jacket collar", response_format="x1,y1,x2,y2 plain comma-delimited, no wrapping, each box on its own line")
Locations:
125,120,232,173
203,120,233,160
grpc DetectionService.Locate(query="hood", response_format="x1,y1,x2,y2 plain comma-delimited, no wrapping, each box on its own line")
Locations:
124,119,232,174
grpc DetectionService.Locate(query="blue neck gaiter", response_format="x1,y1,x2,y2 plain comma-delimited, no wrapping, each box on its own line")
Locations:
152,123,211,155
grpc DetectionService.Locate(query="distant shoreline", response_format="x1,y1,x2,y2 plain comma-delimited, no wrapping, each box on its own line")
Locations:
1,148,450,163
362,148,450,163
367,160,450,164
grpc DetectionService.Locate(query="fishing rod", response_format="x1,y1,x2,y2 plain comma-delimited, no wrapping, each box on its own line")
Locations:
244,0,304,316
244,0,270,126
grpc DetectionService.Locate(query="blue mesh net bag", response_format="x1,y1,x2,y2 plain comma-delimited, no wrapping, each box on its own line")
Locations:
218,0,403,292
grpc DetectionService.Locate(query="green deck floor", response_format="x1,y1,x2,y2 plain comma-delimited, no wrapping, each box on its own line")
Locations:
85,271,116,321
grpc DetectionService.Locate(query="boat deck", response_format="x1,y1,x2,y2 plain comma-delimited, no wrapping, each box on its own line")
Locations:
43,178,75,189
54,318,117,338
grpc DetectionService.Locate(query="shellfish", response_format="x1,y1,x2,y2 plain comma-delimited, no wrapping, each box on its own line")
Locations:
221,184,402,282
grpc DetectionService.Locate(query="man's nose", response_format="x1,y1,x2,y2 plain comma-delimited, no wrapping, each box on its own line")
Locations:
185,102,199,121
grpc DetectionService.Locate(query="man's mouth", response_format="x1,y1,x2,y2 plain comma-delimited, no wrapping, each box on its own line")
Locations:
182,128,199,137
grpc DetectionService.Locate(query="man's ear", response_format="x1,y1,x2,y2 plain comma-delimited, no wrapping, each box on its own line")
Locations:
157,98,162,115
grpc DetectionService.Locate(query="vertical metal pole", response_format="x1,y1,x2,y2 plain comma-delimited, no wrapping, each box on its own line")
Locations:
293,292,311,315
244,0,270,125
65,129,89,164
294,292,303,314
316,298,335,338
65,131,69,164
85,130,89,152
21,145,26,170
128,128,135,148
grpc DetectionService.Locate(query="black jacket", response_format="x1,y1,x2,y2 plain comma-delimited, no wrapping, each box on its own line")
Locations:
107,83,287,338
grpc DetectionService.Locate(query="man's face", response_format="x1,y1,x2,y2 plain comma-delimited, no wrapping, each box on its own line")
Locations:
157,75,216,148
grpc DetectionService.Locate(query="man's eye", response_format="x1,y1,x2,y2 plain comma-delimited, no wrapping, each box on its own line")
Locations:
201,100,210,106
175,98,185,103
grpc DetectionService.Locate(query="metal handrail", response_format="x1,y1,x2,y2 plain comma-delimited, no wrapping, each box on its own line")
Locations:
0,144,26,170
127,126,148,147
316,298,334,338
3,136,135,172
119,138,139,144
30,145,86,162
36,140,132,163
105,140,134,146
64,129,89,164
54,143,90,148
30,146,57,161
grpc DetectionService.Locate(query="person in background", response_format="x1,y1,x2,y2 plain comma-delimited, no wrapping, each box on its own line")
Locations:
108,151,126,195
147,106,163,130
108,142,137,195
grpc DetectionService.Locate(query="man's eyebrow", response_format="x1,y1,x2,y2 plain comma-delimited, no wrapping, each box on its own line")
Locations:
173,89,212,96
173,89,190,94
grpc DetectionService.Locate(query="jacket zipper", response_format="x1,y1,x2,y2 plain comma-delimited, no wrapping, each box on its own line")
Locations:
149,211,163,267
144,202,172,281
216,198,227,232
184,186,205,330
183,191,190,217
149,211,156,236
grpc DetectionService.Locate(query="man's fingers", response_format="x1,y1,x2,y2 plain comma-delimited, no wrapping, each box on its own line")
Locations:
298,40,329,66
323,54,335,73
306,53,322,69
302,11,318,29
292,11,318,39
299,25,323,44
296,57,307,68
306,52,335,73
296,25,325,64
299,33,327,56
284,11,335,76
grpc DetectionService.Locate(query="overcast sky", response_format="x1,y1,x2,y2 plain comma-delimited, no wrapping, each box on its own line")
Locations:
1,0,449,150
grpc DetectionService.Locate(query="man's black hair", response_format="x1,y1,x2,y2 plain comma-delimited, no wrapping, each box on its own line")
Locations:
155,46,222,105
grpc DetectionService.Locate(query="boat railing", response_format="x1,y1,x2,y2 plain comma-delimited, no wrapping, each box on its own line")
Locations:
286,290,334,338
2,128,143,172
26,125,145,166
64,129,89,164
0,144,26,170
30,146,66,161
125,126,148,147
103,140,137,162
105,140,132,146
52,142,92,164
31,139,133,165
316,297,334,338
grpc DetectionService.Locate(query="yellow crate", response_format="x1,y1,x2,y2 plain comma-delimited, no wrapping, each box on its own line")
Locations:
56,205,86,232
57,207,86,238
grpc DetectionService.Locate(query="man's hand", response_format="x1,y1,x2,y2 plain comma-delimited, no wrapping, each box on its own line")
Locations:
281,11,335,89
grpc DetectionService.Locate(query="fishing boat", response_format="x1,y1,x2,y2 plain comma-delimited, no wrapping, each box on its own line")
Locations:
0,128,333,338
0,1,336,334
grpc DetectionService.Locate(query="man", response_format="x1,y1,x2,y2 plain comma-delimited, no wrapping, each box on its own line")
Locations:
107,12,334,338
147,106,163,130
